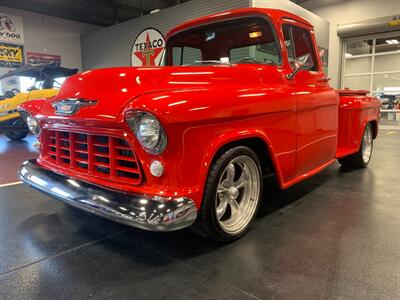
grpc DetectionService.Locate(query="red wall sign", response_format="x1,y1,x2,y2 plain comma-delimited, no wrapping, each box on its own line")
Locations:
27,52,61,66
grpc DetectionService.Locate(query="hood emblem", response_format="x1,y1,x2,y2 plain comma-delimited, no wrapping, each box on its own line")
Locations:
52,98,97,115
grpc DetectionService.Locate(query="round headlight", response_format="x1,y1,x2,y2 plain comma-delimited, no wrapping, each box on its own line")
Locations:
26,115,41,136
126,112,167,154
137,114,161,149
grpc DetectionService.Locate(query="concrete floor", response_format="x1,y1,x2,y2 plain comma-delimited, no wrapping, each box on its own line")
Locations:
0,131,399,299
0,134,38,184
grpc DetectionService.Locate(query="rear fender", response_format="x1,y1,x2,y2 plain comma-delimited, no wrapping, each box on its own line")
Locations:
337,95,380,158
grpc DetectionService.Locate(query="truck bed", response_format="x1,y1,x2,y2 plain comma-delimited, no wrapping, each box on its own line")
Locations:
336,89,380,158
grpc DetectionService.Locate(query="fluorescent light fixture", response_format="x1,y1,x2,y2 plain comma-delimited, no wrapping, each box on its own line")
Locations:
386,39,399,44
383,87,400,92
345,53,353,58
249,31,262,38
150,9,160,14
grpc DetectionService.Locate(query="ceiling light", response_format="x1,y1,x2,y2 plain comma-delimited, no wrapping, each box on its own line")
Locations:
386,39,399,44
345,53,353,58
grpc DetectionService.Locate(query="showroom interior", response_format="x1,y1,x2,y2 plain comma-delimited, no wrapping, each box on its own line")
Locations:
0,0,399,298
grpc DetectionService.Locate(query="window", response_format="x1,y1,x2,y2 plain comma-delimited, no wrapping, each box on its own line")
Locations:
282,24,317,71
283,25,295,65
342,34,400,129
165,17,281,66
172,46,202,66
19,76,66,92
230,41,280,65
342,35,400,94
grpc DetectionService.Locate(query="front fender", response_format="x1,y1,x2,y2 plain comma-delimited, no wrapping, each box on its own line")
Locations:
198,128,284,193
117,82,297,207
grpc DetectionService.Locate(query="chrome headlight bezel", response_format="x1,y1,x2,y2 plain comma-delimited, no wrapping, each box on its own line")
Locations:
126,112,167,155
19,110,41,136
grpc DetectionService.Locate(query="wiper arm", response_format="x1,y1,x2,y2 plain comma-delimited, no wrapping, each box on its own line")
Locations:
186,60,232,66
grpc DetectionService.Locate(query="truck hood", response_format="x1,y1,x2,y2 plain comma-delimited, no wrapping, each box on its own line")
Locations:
22,66,263,124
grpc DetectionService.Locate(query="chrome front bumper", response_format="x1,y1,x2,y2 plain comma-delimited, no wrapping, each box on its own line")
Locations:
18,160,197,231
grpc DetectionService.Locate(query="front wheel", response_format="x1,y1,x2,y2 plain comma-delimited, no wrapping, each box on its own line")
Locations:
338,123,374,168
192,146,263,242
5,129,29,141
5,118,29,141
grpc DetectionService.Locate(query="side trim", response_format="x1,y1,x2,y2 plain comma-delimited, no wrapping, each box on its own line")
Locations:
281,159,336,189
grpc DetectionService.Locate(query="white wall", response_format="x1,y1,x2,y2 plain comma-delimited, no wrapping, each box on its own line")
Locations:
301,0,400,88
81,0,250,70
0,5,99,71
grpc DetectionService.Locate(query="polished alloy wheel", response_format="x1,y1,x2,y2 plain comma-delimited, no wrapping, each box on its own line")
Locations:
215,155,261,235
362,125,373,164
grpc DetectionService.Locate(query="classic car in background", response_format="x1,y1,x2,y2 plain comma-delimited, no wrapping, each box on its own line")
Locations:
18,8,380,242
0,63,78,140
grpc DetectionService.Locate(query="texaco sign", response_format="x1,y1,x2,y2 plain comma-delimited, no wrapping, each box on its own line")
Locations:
131,28,165,67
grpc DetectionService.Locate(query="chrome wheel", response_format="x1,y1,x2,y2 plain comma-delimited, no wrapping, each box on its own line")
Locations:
215,155,261,235
362,125,373,164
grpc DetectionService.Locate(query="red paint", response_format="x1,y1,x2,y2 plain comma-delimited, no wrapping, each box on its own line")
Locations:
20,8,380,208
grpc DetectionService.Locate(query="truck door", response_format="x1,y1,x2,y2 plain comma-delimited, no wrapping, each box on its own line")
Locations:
282,23,339,177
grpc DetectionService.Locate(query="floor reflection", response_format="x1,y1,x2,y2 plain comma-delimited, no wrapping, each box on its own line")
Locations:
0,134,38,184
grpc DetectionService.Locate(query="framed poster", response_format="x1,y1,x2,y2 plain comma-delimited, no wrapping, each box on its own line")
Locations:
0,42,24,68
0,13,24,44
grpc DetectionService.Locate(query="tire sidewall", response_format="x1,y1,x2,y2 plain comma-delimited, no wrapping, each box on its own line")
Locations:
5,129,28,141
5,118,29,141
203,146,263,241
361,123,373,166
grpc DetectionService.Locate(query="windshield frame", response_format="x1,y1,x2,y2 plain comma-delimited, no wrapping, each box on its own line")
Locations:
163,13,283,67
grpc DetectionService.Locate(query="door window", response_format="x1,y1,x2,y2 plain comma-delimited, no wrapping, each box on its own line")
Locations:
282,24,318,71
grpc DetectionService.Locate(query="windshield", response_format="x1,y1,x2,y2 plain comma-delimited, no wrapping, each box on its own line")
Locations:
19,76,66,92
0,75,66,97
164,16,281,66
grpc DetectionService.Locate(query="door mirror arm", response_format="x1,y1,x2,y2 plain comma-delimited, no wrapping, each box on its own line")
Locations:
286,53,313,80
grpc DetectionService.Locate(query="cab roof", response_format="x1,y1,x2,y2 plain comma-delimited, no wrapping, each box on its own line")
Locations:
166,8,313,39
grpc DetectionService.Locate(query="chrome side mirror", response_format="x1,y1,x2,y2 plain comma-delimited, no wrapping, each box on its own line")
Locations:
286,53,313,80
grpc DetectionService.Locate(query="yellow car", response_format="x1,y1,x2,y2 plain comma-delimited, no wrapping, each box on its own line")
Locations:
0,64,78,140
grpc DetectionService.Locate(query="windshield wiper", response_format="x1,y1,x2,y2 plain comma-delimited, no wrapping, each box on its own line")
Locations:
187,60,232,66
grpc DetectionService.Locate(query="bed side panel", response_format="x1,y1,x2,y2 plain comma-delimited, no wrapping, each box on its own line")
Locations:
336,95,380,158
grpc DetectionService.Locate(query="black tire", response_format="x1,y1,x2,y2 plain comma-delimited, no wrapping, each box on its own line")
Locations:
191,146,263,242
5,118,29,141
338,123,374,168
5,129,29,141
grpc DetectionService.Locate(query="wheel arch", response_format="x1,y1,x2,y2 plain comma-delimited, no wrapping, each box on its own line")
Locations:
199,130,284,194
369,119,378,139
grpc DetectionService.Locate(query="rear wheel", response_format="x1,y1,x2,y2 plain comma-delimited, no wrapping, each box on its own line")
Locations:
338,123,374,168
192,146,263,242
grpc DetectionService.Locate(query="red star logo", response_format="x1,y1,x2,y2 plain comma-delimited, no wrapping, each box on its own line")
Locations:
134,33,164,67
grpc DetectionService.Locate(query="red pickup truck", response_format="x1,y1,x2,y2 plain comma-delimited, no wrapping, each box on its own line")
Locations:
19,8,380,242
